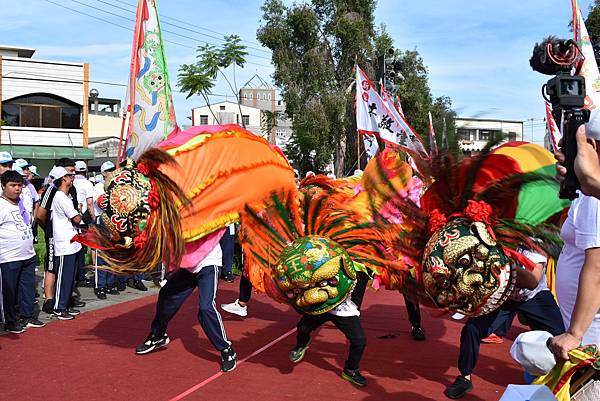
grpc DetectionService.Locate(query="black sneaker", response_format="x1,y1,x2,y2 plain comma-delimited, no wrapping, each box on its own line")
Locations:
289,339,311,363
4,321,26,333
132,280,148,291
220,347,237,372
66,308,81,316
116,282,127,292
70,299,86,308
53,310,74,320
94,288,107,300
136,333,170,355
222,272,235,283
107,286,120,295
444,376,473,399
20,317,46,328
341,368,367,387
411,326,426,341
42,299,54,314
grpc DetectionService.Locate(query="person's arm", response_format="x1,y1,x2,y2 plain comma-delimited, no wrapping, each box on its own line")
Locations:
86,197,95,220
71,214,82,225
35,187,56,227
556,125,600,198
515,262,544,290
549,247,600,360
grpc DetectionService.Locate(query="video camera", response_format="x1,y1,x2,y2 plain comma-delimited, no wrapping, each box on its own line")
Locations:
530,36,589,200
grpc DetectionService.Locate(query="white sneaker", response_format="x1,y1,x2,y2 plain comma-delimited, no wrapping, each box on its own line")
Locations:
221,299,248,317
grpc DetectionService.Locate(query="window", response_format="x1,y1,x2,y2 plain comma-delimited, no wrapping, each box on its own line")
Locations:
242,115,250,126
478,129,500,141
456,128,475,141
199,115,208,125
219,105,226,111
508,131,517,141
268,93,272,100
1,93,81,129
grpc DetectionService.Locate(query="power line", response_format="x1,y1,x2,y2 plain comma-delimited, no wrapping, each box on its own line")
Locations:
42,0,273,69
117,0,268,50
92,0,272,55
68,0,272,60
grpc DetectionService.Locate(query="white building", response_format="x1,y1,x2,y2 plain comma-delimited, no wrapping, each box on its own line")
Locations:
455,117,524,153
191,101,264,138
0,45,93,174
239,74,293,148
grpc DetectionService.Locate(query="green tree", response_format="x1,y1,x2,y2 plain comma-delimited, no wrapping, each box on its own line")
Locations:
586,1,600,42
258,1,456,174
178,35,248,126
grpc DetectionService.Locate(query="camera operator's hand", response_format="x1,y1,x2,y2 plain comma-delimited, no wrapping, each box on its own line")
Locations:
547,331,582,361
555,125,600,198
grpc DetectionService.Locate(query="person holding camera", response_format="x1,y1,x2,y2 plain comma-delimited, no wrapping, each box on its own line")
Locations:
550,124,600,361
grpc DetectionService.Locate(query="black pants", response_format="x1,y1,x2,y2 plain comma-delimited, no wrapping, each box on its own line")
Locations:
239,274,252,303
150,266,230,351
219,230,235,276
296,313,366,371
458,290,565,376
403,293,422,327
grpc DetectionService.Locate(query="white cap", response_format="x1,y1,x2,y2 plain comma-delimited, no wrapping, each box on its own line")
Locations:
75,160,87,172
14,158,30,169
100,161,116,172
95,174,104,183
305,171,315,178
49,166,73,180
509,331,557,376
29,165,39,176
0,151,14,164
13,165,25,176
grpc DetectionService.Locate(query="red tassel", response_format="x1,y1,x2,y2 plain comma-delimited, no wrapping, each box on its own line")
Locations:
502,247,535,271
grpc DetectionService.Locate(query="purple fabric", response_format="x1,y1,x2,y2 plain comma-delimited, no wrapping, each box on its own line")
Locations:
18,199,30,226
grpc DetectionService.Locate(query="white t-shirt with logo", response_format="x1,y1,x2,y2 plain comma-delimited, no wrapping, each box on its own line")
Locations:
51,191,82,256
556,192,600,347
0,197,35,263
73,175,94,213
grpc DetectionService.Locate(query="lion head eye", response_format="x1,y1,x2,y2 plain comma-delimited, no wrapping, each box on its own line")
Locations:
328,277,339,286
318,280,328,287
458,254,471,267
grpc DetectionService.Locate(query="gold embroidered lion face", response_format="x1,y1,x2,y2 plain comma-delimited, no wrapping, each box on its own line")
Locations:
422,218,516,316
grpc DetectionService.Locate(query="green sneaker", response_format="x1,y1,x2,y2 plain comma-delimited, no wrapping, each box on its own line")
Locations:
341,368,367,387
289,339,311,363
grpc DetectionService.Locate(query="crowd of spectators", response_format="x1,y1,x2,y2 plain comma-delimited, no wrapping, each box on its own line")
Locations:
0,153,148,333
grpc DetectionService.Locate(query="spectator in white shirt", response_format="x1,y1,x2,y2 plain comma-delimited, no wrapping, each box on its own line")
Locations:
0,170,45,333
48,166,82,320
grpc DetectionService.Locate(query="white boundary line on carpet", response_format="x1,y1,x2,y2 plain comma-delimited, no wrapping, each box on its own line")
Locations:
168,328,297,401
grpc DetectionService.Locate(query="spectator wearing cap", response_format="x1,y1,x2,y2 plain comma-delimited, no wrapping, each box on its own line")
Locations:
48,166,82,320
92,161,118,299
73,161,95,289
0,170,45,333
36,158,83,313
14,159,39,225
0,151,14,174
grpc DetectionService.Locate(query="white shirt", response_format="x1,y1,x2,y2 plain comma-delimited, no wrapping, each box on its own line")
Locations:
92,182,105,218
20,185,33,224
189,242,223,273
556,193,600,347
0,197,35,263
329,289,360,317
51,190,82,256
509,249,549,302
73,175,94,213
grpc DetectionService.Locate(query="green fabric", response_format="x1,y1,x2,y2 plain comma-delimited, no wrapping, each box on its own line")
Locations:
0,145,94,160
515,164,571,225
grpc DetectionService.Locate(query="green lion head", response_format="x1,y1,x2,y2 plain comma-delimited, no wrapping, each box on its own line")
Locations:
274,236,357,315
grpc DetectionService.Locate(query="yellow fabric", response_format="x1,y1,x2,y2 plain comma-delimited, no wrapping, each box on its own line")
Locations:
546,257,558,302
493,143,556,173
533,348,596,401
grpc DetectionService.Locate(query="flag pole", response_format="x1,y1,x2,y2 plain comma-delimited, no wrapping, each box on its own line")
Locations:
357,131,361,170
117,108,127,162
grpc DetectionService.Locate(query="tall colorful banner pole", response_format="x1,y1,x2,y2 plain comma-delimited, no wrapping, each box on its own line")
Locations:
120,0,179,162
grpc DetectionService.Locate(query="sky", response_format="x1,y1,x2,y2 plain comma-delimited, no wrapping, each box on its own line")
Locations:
0,0,596,145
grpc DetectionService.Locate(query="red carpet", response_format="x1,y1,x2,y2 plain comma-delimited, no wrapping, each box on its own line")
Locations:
0,282,525,401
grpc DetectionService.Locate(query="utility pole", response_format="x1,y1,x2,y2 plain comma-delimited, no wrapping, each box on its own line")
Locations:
527,118,535,143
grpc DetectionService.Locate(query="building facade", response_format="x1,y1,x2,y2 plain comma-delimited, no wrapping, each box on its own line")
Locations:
191,101,263,137
239,74,292,148
0,45,93,174
455,117,524,153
